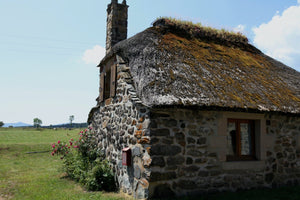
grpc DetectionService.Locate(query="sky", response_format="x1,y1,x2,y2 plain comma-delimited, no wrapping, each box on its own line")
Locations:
0,0,299,126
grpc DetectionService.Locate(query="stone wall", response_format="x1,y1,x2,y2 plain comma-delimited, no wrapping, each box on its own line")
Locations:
89,56,151,199
106,1,128,53
149,109,300,198
264,114,300,187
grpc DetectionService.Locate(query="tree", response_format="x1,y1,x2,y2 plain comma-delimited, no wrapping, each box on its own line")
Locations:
33,118,42,128
0,121,4,127
69,115,74,128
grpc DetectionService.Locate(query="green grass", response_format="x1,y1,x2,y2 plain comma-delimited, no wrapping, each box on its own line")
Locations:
0,128,130,200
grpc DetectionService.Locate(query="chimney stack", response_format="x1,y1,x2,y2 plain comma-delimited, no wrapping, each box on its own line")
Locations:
106,0,128,53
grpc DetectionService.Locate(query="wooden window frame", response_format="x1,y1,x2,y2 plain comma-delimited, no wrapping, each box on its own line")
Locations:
99,64,117,102
226,119,256,161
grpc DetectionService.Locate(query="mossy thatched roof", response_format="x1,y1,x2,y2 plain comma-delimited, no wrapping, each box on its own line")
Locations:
100,18,300,114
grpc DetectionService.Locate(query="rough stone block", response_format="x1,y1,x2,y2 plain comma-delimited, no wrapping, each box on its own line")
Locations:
151,128,170,137
198,170,209,177
187,137,196,144
186,157,193,165
134,130,142,139
138,137,150,144
167,156,185,166
151,144,181,156
163,119,177,127
134,164,141,179
128,127,134,134
187,149,204,157
132,146,141,157
150,171,177,182
151,156,165,167
162,138,173,145
143,154,152,167
197,137,207,145
150,112,170,118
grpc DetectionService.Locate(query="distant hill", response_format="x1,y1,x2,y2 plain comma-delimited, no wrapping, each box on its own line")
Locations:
2,122,87,128
3,122,32,127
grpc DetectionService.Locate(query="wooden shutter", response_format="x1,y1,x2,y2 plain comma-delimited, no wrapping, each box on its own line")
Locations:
99,72,105,102
110,64,117,97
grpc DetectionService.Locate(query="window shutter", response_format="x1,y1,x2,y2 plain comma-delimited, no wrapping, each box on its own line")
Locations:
110,64,117,97
100,72,105,102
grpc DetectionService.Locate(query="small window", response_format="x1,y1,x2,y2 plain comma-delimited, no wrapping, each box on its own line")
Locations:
99,64,117,102
227,119,256,161
104,70,111,100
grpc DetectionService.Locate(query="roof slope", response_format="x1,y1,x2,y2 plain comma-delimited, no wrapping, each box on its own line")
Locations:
102,18,300,114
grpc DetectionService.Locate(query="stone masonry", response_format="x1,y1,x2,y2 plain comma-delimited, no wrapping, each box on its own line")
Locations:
89,56,151,199
106,0,128,53
148,110,300,198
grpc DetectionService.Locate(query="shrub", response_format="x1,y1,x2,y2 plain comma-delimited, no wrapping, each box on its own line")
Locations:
51,128,116,192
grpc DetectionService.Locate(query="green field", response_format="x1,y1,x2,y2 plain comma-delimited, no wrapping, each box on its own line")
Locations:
0,128,130,200
1,128,300,200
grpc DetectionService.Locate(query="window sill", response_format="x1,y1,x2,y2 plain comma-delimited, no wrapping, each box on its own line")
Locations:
222,160,265,171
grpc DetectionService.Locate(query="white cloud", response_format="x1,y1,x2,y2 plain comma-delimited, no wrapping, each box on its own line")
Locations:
82,45,106,65
253,2,300,71
233,24,246,33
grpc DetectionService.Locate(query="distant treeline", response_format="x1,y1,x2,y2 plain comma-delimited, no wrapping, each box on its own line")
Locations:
43,123,88,129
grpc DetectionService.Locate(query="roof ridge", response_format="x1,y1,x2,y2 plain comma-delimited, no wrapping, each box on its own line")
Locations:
152,17,249,47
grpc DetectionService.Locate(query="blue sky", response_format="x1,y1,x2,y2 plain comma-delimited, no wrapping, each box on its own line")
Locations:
0,0,299,125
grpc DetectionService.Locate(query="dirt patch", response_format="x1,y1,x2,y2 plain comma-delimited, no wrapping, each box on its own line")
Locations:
0,194,13,200
0,147,9,151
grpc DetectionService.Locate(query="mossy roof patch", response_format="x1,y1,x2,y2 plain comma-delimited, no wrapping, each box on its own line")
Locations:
100,19,300,114
152,18,249,48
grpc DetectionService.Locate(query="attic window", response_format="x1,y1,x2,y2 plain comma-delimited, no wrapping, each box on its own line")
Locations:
226,119,256,161
104,70,111,99
99,64,117,102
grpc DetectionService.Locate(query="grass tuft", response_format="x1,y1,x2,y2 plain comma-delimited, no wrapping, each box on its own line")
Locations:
152,17,248,45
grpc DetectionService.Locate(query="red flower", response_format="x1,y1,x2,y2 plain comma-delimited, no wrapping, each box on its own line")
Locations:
69,141,73,146
52,144,55,148
57,140,61,144
51,152,54,156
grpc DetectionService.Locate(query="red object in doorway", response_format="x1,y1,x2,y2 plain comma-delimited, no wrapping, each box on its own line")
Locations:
122,147,131,166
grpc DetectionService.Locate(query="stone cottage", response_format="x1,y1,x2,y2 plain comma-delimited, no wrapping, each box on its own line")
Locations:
88,0,300,199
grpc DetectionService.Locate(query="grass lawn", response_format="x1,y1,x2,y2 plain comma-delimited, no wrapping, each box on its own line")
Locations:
0,128,131,200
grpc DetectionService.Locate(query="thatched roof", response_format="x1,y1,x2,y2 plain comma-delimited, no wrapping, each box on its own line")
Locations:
100,18,300,114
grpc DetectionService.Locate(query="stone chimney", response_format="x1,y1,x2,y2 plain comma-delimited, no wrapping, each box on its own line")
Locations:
106,0,128,53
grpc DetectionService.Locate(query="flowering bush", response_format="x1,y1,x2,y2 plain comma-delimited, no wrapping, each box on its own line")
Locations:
51,140,72,159
51,127,115,191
